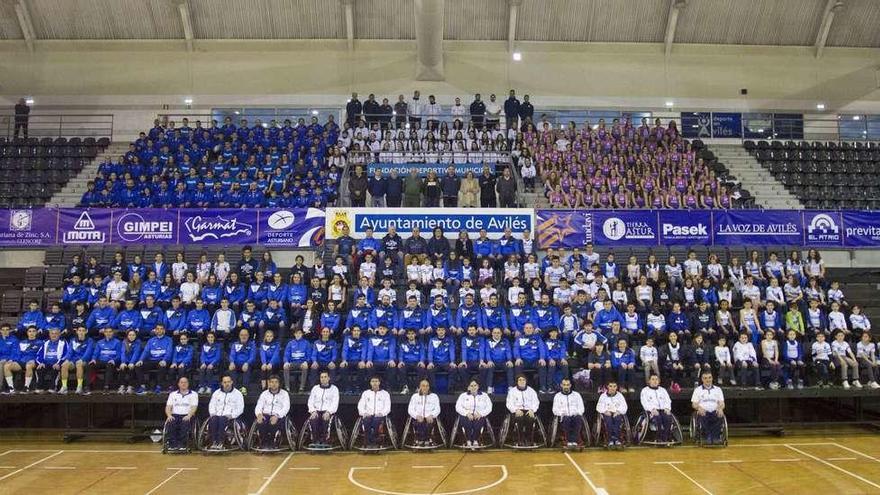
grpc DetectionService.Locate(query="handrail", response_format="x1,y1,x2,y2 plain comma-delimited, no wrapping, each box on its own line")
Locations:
0,113,114,141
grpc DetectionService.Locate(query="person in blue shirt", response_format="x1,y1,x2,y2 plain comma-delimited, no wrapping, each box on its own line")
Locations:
666,302,691,339
114,299,143,338
35,328,68,393
196,332,223,394
287,272,308,323
396,328,427,394
458,325,489,393
309,327,338,387
228,328,257,395
222,272,247,313
169,333,194,384
365,325,396,390
61,326,93,394
427,326,456,389
282,327,312,393
118,329,142,394
339,326,367,394
87,297,117,334
62,275,89,312
473,230,497,265
247,271,269,309
594,299,624,335
425,295,455,336
139,296,167,338
514,323,549,394
140,271,161,304
202,276,223,312
456,294,483,334
398,297,426,338
480,295,508,337
346,295,372,333
610,338,636,393
0,324,19,393
4,326,43,392
238,300,264,336
258,330,281,391
509,293,534,336
356,228,382,264
134,324,173,394
89,327,123,393
531,294,560,335
319,301,343,338
544,327,569,390
44,303,68,337
164,297,188,337
17,300,46,337
485,327,514,394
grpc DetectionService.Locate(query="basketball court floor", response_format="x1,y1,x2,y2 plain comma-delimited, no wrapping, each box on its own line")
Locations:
0,434,879,494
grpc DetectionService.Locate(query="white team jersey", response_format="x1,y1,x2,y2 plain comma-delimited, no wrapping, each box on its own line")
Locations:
552,391,585,417
691,385,724,412
167,390,198,415
640,386,672,412
408,392,441,418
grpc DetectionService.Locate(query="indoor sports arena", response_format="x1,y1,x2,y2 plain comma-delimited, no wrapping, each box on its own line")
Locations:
1,1,879,494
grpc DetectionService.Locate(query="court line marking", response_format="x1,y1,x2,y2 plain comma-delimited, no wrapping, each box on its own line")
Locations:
348,465,509,495
769,458,802,462
826,457,857,461
167,467,198,471
786,444,880,490
145,468,185,495
249,451,294,495
832,443,880,464
0,451,12,457
0,450,63,482
564,452,610,495
653,461,683,464
661,462,714,495
0,466,17,469
8,449,162,454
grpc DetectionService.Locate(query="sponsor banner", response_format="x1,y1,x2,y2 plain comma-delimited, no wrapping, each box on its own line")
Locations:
712,210,802,246
842,211,880,247
178,209,258,245
0,208,57,246
803,211,844,247
711,112,743,138
659,210,712,245
57,208,111,245
367,162,492,177
259,208,326,247
325,207,534,239
592,211,659,246
112,209,178,244
536,210,590,249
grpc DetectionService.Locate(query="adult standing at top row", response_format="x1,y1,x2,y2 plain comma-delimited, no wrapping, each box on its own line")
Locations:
14,98,30,139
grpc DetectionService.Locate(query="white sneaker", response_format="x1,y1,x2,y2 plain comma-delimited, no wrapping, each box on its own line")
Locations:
117,385,125,394
853,380,863,388
869,381,880,389
58,386,68,394
843,381,851,389
486,387,494,395
75,386,83,394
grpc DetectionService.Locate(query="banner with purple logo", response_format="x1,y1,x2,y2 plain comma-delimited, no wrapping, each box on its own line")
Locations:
592,211,659,246
57,208,112,245
659,210,712,245
0,208,57,246
536,210,590,249
803,211,844,247
112,209,179,244
712,210,802,246
842,211,880,247
178,209,258,245
259,208,325,247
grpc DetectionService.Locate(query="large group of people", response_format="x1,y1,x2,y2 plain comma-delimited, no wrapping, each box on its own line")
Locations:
3,233,878,400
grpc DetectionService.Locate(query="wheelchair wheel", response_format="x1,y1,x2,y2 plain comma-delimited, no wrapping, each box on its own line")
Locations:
162,417,197,454
401,417,448,450
350,416,398,452
450,416,495,450
594,414,630,449
500,414,547,449
635,412,682,447
299,414,347,451
549,416,591,450
199,418,247,453
248,416,295,453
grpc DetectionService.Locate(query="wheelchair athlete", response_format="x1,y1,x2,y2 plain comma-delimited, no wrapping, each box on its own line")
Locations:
205,374,245,450
691,371,726,446
164,376,198,451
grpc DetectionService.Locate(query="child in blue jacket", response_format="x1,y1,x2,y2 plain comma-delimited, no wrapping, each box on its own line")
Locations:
197,332,223,394
258,329,281,390
610,338,636,393
169,333,194,383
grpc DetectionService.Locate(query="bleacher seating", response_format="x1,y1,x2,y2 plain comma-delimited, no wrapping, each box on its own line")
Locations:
0,136,109,207
747,140,880,210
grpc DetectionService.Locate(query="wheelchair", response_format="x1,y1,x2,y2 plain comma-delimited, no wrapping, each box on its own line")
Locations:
350,416,398,452
162,417,199,454
449,416,496,450
594,414,631,450
689,412,728,447
246,416,298,453
549,415,592,450
299,414,349,451
401,416,448,450
633,411,683,447
197,417,248,453
499,413,548,449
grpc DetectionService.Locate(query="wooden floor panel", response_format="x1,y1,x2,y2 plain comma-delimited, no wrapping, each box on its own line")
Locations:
0,436,879,495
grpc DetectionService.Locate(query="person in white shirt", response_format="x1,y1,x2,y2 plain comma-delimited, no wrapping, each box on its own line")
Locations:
831,331,860,389
596,381,628,447
165,376,198,450
714,336,734,385
856,333,880,389
849,305,871,334
455,379,493,448
106,272,128,306
450,97,467,123
178,272,200,307
733,332,760,389
408,379,441,446
552,378,585,447
307,370,341,447
640,374,674,444
810,332,833,387
640,337,660,384
254,375,290,450
206,374,245,449
358,376,392,448
691,372,725,445
506,375,540,447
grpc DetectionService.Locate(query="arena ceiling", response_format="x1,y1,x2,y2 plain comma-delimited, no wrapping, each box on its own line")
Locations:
0,0,875,51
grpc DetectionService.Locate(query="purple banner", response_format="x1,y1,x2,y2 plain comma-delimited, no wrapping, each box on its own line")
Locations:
842,211,880,247
178,209,258,245
112,209,179,244
712,210,802,246
0,208,57,246
259,208,325,247
57,208,112,245
803,211,844,247
536,210,590,249
592,210,659,246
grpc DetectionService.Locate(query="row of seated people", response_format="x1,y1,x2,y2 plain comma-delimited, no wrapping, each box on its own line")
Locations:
79,114,342,207
526,118,738,209
160,371,726,453
5,310,879,398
